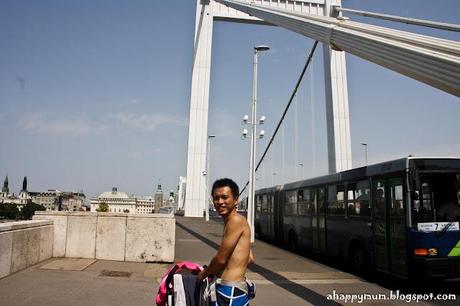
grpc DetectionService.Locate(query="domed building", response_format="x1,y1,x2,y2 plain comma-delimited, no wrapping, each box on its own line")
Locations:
90,187,155,214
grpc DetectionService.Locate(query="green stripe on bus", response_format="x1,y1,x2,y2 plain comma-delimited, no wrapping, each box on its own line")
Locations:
448,241,460,257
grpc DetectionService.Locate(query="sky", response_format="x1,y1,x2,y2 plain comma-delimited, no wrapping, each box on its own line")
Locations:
0,0,459,199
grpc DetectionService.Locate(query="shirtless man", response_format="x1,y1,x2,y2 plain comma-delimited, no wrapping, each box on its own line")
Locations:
197,178,254,305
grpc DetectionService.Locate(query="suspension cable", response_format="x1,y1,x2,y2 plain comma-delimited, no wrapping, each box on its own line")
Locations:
335,7,460,33
240,40,318,196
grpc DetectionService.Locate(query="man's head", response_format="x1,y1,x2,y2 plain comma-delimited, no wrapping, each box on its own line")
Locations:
212,178,239,199
211,178,239,217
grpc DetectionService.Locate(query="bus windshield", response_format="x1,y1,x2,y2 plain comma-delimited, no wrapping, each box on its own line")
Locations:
411,173,460,225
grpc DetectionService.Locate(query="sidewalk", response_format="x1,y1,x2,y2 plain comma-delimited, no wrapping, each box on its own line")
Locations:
175,216,413,306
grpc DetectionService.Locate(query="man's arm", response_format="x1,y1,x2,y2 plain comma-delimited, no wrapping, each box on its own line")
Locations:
248,249,255,265
197,218,244,282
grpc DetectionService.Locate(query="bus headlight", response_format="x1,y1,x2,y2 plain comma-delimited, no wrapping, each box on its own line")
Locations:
428,248,438,256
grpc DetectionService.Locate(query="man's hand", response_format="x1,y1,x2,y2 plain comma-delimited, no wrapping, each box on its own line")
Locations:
197,269,205,283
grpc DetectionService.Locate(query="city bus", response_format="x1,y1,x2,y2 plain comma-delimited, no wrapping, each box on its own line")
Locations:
254,157,460,278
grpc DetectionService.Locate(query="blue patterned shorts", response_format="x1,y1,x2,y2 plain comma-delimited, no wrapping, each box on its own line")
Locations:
210,283,249,306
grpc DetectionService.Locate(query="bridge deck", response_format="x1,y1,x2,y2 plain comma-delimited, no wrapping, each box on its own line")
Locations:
175,216,407,306
0,216,438,305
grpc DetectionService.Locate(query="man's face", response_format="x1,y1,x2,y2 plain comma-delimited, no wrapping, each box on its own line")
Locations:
212,186,238,217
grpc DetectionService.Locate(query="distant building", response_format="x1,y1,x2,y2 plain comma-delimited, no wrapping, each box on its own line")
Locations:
136,196,155,214
154,184,164,213
0,175,32,209
90,187,155,214
1,175,9,195
0,175,86,211
60,192,86,211
168,190,176,206
177,176,186,211
29,190,59,210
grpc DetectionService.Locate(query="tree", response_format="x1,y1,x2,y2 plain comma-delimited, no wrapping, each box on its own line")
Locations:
96,202,109,212
20,203,45,220
0,203,19,220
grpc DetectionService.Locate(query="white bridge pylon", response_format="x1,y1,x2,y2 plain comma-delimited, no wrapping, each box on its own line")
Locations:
185,0,352,217
185,0,460,217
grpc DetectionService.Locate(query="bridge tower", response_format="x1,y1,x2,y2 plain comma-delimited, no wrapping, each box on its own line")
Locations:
185,0,352,217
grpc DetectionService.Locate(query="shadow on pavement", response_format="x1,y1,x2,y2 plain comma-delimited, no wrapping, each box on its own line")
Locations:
176,222,339,306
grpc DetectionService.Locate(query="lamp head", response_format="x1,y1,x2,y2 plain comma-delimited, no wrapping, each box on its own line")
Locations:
255,45,270,52
259,129,265,139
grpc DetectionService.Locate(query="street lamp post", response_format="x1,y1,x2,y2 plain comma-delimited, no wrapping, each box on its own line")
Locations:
298,162,304,180
248,45,270,243
206,134,216,221
361,143,368,166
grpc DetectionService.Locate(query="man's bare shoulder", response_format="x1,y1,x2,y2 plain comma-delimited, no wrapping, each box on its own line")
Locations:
226,212,250,230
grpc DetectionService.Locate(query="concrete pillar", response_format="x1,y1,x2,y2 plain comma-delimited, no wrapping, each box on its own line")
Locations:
185,0,214,217
323,0,352,173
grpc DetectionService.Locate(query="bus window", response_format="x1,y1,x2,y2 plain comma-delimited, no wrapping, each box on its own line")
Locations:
305,189,313,214
261,195,268,213
256,195,262,213
298,189,311,215
318,187,326,214
391,185,404,215
327,185,345,216
268,195,273,214
421,182,433,221
297,189,307,215
347,181,370,217
412,174,460,224
311,189,317,214
375,183,385,211
285,190,298,215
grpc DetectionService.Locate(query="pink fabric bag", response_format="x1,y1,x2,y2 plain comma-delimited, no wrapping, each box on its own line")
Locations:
155,261,203,306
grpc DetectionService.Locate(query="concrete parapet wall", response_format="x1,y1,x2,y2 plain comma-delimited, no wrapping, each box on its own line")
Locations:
33,212,175,262
0,220,54,279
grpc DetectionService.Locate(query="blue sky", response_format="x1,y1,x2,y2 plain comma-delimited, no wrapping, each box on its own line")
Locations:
0,0,459,198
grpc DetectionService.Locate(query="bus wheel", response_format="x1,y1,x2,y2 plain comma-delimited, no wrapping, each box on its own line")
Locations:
288,231,298,252
349,246,366,274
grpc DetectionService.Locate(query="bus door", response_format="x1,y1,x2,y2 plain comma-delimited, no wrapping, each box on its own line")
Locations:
372,177,407,275
388,177,407,276
312,187,327,252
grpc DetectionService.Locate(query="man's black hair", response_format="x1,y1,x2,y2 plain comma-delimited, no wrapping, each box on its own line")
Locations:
212,178,239,199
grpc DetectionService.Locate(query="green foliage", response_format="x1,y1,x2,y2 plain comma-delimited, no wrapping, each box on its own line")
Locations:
20,202,46,220
0,203,20,219
96,202,109,212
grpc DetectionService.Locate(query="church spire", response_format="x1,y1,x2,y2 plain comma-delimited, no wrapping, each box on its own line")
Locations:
2,174,8,193
22,176,27,192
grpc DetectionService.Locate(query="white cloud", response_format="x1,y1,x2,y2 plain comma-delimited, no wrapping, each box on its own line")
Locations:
112,112,186,131
18,112,107,137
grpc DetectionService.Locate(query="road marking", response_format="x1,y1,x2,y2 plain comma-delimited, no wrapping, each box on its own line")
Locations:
177,238,201,242
253,279,362,285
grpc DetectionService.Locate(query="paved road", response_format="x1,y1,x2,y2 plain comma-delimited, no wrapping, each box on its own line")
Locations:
175,216,434,306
